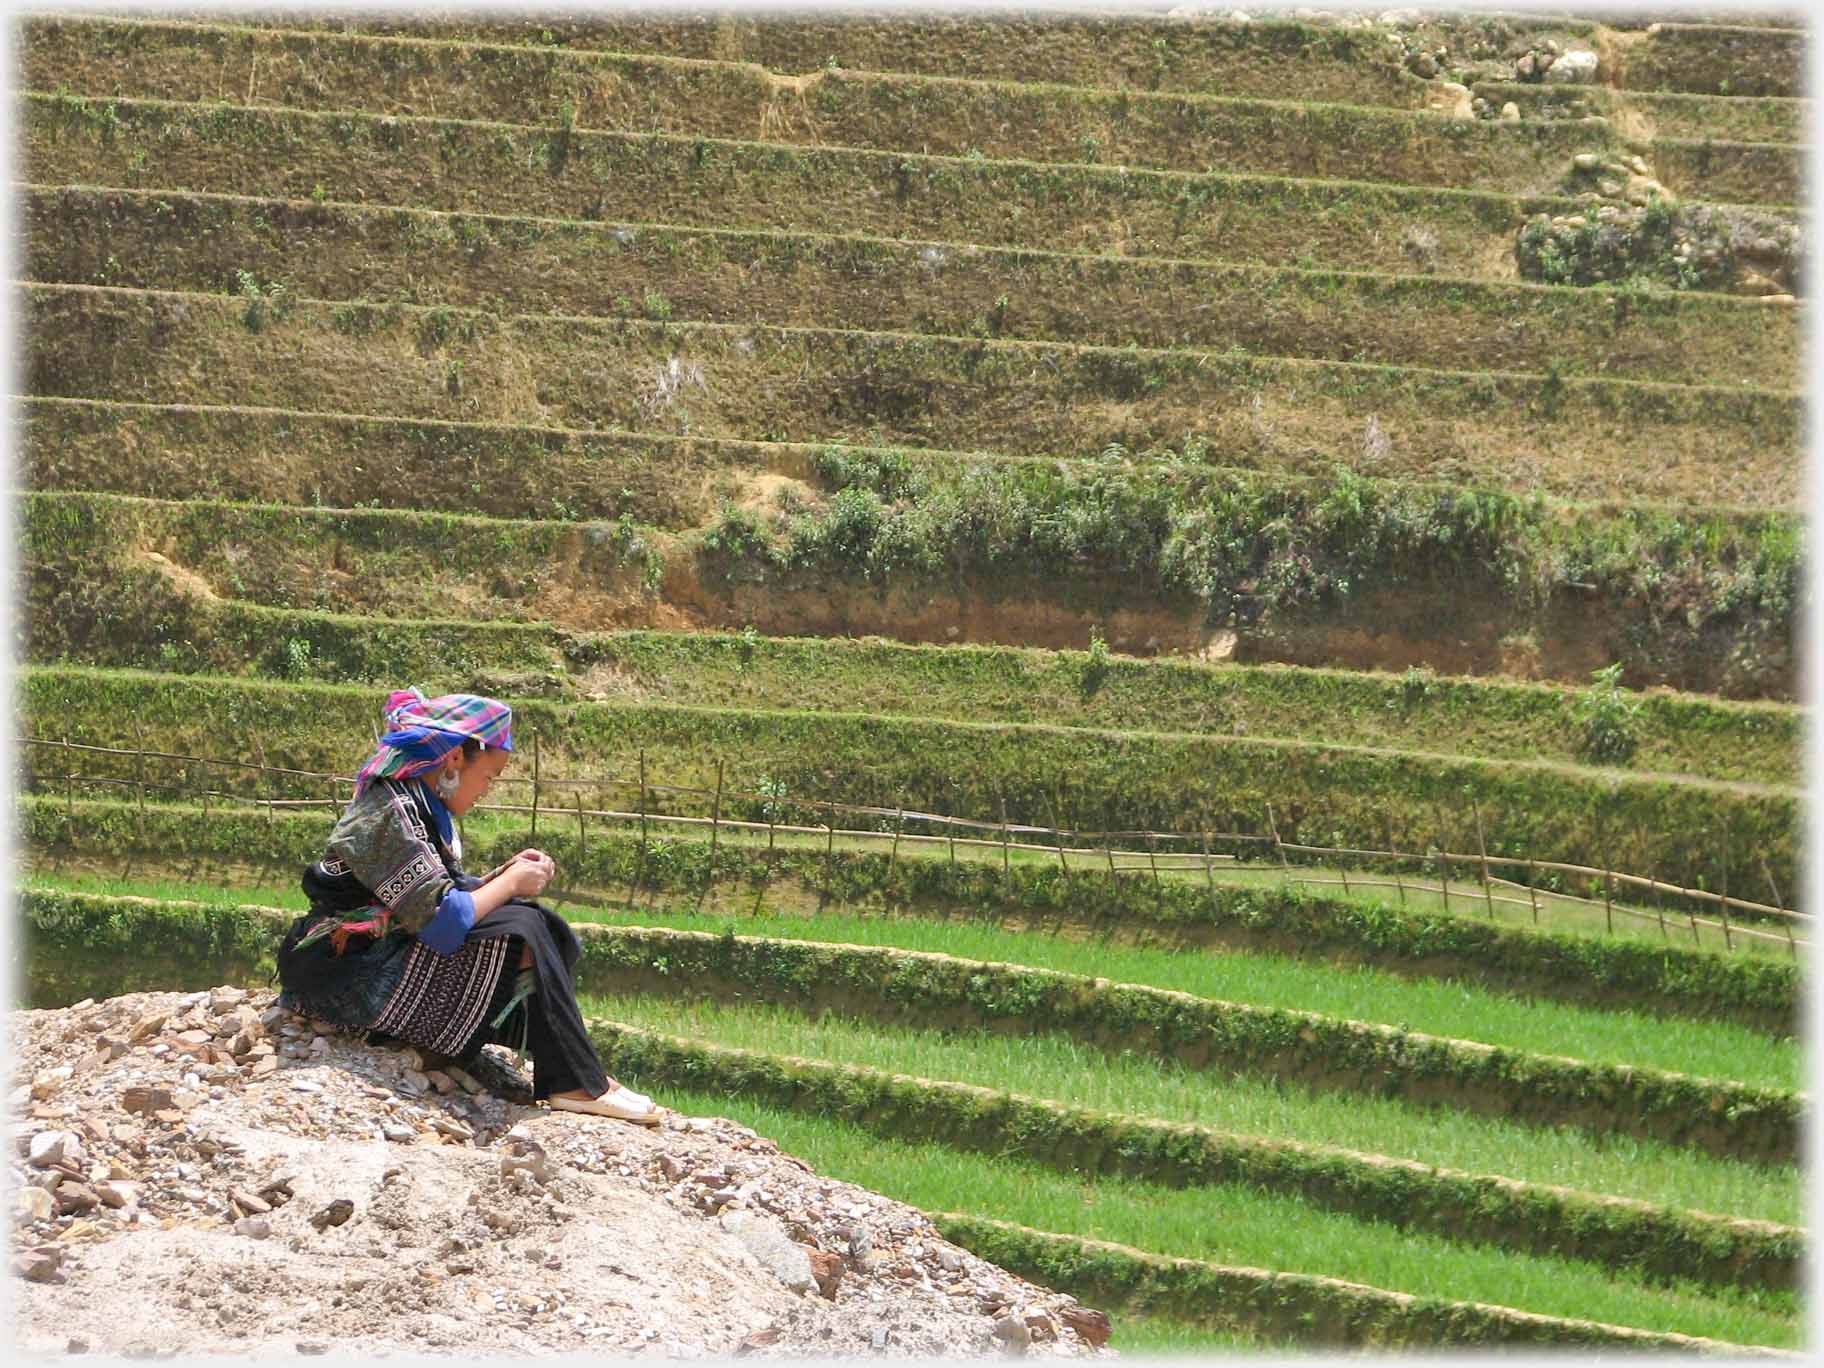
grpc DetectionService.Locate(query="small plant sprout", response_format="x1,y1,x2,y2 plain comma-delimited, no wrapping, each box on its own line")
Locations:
1394,664,1435,710
1574,662,1643,764
282,636,313,679
233,270,288,333
1080,627,1112,697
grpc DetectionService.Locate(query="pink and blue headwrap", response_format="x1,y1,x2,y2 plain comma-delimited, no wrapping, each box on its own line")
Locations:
354,687,515,796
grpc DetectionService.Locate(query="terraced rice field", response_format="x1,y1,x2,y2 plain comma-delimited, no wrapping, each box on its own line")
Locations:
14,4,1806,1353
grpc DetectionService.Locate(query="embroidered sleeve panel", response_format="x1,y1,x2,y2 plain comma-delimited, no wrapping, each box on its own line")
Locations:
324,782,455,933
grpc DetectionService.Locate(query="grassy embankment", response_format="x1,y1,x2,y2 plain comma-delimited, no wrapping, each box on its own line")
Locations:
26,187,1801,388
17,665,1802,918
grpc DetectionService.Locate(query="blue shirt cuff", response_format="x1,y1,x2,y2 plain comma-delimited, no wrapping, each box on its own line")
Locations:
419,888,476,955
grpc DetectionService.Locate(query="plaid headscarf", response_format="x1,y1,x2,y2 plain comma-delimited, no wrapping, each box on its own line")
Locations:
354,687,515,795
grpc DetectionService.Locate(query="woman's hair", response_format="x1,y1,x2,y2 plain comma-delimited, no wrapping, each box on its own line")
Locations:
461,738,483,759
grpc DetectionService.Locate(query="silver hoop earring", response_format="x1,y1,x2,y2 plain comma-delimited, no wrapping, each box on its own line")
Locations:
433,769,461,801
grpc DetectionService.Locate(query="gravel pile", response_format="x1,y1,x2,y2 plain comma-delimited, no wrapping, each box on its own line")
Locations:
9,986,1114,1360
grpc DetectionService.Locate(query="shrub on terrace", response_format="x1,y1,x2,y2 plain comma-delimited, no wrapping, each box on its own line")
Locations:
691,446,1800,658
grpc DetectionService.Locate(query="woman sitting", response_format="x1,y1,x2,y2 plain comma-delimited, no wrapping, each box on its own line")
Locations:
275,687,660,1125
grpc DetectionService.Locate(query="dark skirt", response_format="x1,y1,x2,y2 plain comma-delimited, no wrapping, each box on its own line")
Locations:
276,899,609,1099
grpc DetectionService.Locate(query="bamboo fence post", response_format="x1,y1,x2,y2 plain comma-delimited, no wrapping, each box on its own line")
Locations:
999,796,1012,899
1391,831,1407,907
1525,857,1539,925
1265,804,1291,891
822,809,837,907
1104,842,1118,897
575,794,587,866
702,759,724,909
1717,827,1732,952
1338,852,1350,896
635,749,648,892
1761,859,1795,958
1652,871,1668,942
1200,830,1215,898
1472,798,1494,920
1435,824,1449,916
63,734,74,821
888,806,904,879
530,730,541,843
1144,831,1161,889
1684,853,1702,945
948,783,959,868
709,760,724,860
1599,818,1615,935
1046,798,1071,884
133,724,148,834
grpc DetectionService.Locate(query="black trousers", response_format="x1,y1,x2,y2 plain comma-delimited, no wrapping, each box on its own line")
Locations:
465,899,610,1101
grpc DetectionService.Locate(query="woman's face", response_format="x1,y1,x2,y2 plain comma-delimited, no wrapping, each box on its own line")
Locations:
441,747,512,816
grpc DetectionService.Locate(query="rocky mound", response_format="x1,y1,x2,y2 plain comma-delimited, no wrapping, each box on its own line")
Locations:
9,987,1114,1360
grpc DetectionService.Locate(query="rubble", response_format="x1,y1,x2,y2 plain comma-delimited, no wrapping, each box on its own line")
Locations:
9,986,1113,1359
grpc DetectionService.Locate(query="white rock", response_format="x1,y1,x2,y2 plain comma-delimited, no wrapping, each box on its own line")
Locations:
1500,102,1520,121
1545,50,1599,84
1424,81,1473,120
27,1131,80,1169
209,987,249,1013
95,1181,139,1209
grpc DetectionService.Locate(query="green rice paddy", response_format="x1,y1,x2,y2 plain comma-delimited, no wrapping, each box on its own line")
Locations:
649,1086,1801,1348
23,868,1797,1089
559,902,1802,1088
580,991,1802,1226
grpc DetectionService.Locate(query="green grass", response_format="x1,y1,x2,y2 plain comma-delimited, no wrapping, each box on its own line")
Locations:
34,850,1784,1086
645,1085,1800,1348
20,870,308,912
1080,1313,1285,1355
574,631,1801,789
580,991,1801,1226
21,665,1801,925
552,902,1802,1091
23,863,1799,1095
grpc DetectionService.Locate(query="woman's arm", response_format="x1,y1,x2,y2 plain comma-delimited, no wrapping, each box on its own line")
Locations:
470,853,553,922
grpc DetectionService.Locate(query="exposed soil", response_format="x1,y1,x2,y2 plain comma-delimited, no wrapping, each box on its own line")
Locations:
9,987,1115,1361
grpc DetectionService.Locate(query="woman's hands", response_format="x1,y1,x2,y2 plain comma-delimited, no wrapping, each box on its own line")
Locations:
504,849,556,899
471,849,557,922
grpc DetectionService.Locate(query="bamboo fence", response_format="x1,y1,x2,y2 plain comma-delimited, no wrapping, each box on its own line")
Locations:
14,734,1808,956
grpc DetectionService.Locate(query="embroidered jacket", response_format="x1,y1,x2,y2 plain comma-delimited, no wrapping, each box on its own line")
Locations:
299,779,480,954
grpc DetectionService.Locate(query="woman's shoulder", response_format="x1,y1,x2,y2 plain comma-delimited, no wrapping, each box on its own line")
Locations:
332,778,434,848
